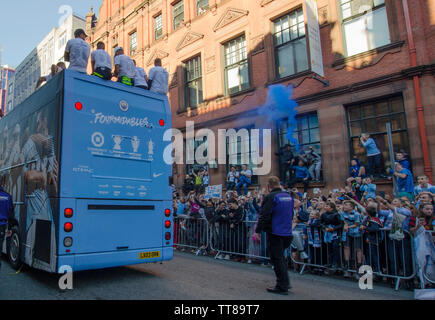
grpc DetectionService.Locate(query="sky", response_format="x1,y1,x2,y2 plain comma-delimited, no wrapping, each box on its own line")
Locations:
0,0,102,68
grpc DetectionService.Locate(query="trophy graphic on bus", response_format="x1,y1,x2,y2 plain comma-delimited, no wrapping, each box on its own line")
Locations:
148,139,154,156
113,135,123,151
131,136,140,153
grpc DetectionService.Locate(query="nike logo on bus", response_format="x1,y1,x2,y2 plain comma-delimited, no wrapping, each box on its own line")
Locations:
153,173,164,178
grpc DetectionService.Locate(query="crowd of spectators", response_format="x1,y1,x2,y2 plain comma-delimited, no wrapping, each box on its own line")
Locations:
173,142,435,290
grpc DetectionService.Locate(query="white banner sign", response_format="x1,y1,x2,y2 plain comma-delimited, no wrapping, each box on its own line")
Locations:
306,0,325,77
205,185,222,199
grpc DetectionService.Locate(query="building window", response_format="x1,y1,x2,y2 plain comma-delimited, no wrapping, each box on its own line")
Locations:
225,126,258,185
129,31,137,55
186,136,209,177
58,32,66,49
184,56,203,109
340,0,390,57
112,45,118,59
273,8,308,79
196,0,209,15
223,35,250,95
173,1,184,30
278,113,321,153
346,95,409,168
154,14,163,40
278,114,322,180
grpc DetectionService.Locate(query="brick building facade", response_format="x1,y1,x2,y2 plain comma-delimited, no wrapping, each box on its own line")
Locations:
87,0,435,192
0,66,15,117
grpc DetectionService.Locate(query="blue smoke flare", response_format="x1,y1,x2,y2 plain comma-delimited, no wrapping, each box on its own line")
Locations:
259,84,299,152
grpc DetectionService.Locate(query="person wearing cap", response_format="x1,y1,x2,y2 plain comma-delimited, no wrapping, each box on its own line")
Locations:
91,42,112,80
113,47,136,86
133,60,148,89
64,29,91,73
148,58,169,95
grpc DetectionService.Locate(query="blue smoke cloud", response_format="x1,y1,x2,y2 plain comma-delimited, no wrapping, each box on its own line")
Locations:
258,84,299,152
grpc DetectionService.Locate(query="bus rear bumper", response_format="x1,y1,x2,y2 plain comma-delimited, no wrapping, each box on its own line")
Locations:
57,246,173,273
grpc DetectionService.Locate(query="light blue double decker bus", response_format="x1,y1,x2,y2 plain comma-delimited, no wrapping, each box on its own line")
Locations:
0,70,173,273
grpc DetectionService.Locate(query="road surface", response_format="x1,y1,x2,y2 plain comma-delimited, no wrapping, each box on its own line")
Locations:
0,251,413,300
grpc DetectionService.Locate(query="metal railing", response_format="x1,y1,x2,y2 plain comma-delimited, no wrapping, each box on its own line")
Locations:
174,216,209,252
208,219,269,261
174,216,270,260
288,228,417,290
172,216,435,290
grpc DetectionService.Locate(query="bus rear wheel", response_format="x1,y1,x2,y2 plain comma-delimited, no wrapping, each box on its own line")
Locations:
9,226,22,270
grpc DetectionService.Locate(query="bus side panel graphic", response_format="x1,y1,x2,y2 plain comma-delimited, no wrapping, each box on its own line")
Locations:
0,74,62,272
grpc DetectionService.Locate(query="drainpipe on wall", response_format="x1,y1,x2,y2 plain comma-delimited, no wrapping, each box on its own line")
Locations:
401,0,432,183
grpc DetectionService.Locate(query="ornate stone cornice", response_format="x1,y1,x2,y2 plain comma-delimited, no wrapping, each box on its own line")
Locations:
176,31,204,51
146,49,169,66
91,31,110,45
260,0,274,6
333,41,405,70
213,7,249,32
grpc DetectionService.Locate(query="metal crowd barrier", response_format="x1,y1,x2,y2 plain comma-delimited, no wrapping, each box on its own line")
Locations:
288,228,417,291
208,220,270,261
173,215,434,291
173,216,209,252
173,216,270,261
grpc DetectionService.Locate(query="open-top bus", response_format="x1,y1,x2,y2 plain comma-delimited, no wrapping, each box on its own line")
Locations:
0,70,173,273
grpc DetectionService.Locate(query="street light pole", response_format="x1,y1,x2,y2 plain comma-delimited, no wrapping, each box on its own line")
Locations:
386,123,397,197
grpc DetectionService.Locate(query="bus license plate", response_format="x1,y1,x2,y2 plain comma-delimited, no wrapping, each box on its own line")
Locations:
139,251,161,259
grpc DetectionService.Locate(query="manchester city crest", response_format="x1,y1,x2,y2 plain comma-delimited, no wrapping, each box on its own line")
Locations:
119,100,129,112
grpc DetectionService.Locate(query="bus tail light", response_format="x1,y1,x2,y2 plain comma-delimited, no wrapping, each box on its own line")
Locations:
75,102,83,111
164,209,171,217
165,232,171,240
159,119,165,127
64,237,73,247
64,223,73,233
64,208,73,218
165,221,171,229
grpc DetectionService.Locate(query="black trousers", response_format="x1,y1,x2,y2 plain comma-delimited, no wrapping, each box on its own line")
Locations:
135,85,149,90
280,164,293,183
267,233,293,290
94,67,112,80
0,224,5,268
327,239,340,267
367,154,382,177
